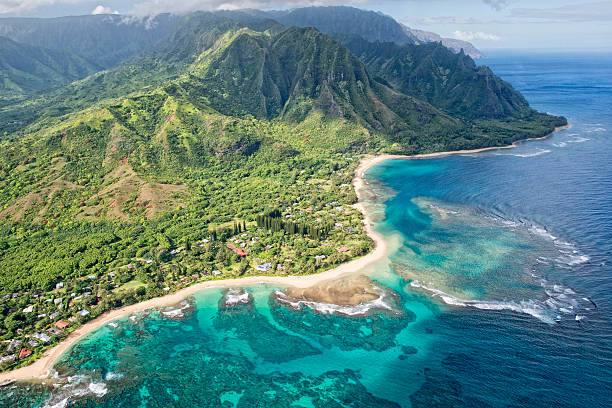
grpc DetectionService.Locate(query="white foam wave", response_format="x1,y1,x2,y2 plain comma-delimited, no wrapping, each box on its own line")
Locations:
410,281,557,324
409,279,588,325
161,299,193,319
498,148,551,158
585,127,606,133
274,287,396,316
553,142,567,147
556,253,590,266
527,224,590,267
42,375,108,408
88,382,107,397
529,225,557,241
225,289,250,306
104,371,123,381
566,136,590,143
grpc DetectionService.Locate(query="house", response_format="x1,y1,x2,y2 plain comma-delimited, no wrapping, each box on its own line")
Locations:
22,305,34,313
226,243,236,250
32,333,51,343
47,328,64,336
77,310,90,317
0,355,16,365
256,263,272,272
27,340,39,348
233,249,247,257
55,320,70,329
337,247,351,253
55,282,64,290
19,348,32,359
170,246,185,255
213,270,222,276
7,340,22,352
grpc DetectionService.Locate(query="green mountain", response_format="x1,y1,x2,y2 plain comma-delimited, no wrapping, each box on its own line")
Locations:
266,6,419,45
336,35,537,120
174,26,459,139
0,13,259,135
265,6,482,57
0,14,178,69
0,36,99,101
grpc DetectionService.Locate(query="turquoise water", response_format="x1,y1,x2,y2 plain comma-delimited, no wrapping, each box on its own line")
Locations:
2,52,612,407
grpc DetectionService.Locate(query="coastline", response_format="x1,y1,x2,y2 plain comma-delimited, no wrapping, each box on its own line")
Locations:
0,123,568,383
0,152,389,383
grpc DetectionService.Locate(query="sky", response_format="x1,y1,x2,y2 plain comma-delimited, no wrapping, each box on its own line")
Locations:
0,0,610,50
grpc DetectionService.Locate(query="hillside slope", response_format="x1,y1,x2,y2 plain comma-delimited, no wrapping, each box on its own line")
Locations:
0,14,178,69
0,36,99,101
402,26,483,58
336,35,533,120
266,6,482,57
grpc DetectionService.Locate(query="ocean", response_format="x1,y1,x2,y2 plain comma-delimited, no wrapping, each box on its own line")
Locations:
1,52,611,407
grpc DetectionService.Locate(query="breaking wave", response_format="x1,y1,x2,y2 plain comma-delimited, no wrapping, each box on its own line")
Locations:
41,374,108,408
566,136,590,143
274,287,397,317
495,148,551,158
409,280,592,325
224,288,251,306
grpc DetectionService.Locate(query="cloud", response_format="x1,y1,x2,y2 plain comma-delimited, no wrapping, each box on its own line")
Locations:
0,0,81,14
452,30,500,41
482,0,510,11
91,5,119,15
511,1,612,22
0,0,376,16
411,16,506,25
128,0,379,17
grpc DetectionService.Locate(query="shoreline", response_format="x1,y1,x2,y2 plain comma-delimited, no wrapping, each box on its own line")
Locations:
0,123,568,382
0,151,389,383
357,124,571,166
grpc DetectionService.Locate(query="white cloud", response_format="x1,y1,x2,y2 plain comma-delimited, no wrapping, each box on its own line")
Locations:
0,0,81,14
91,5,119,15
483,0,510,10
511,1,612,22
452,30,500,41
0,0,375,16
412,16,506,25
128,0,374,17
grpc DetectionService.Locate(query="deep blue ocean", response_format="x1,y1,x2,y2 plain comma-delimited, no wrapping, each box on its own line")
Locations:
1,52,611,407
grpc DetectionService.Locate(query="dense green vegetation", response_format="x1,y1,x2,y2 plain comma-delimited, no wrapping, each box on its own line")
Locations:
0,14,178,69
266,6,419,45
0,9,566,371
336,35,534,120
0,36,99,104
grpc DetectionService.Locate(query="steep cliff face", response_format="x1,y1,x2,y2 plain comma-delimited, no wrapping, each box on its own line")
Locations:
336,35,528,120
401,26,484,58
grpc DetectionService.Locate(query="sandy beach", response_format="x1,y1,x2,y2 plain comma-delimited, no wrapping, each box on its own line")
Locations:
0,123,569,383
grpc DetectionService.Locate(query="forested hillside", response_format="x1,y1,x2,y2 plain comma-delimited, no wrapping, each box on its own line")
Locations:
0,14,178,69
336,35,532,120
0,36,99,103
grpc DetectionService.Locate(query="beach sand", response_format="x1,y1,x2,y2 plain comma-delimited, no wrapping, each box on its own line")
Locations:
0,123,569,382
